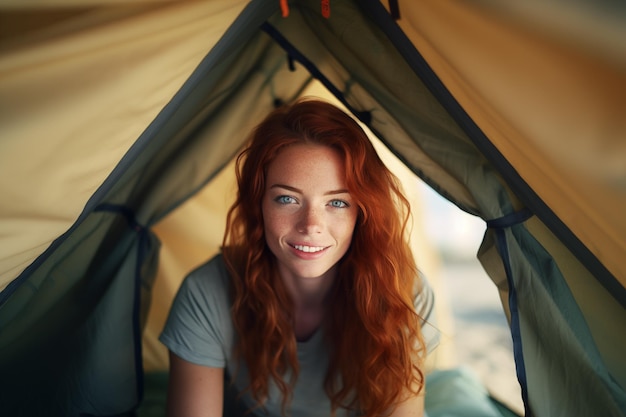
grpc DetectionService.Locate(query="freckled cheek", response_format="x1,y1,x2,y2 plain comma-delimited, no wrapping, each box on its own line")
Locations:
263,211,294,238
331,215,358,242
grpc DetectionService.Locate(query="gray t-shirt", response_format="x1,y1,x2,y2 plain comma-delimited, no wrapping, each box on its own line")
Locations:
159,254,439,416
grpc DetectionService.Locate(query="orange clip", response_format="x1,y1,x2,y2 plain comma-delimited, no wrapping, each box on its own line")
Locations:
321,0,330,18
280,0,289,17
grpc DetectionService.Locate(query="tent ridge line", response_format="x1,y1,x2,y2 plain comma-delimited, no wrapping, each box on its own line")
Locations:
260,22,371,125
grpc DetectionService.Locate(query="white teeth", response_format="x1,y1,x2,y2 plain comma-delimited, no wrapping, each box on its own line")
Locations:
293,244,325,253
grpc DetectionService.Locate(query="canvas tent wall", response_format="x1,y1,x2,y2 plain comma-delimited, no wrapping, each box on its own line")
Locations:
0,1,625,416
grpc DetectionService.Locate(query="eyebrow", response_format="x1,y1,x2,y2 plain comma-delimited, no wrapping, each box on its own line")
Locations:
269,184,350,196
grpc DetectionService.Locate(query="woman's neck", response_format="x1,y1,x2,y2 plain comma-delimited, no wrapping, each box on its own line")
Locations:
278,265,336,308
278,265,337,341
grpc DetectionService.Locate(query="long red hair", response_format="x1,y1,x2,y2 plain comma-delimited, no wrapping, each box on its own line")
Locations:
222,99,426,416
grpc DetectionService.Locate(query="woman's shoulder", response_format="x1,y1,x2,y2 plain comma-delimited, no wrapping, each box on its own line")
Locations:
160,252,235,366
188,253,228,278
171,253,234,329
414,270,435,317
181,253,231,298
414,270,441,354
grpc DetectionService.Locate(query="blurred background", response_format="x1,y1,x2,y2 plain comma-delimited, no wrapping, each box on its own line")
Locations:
418,180,524,415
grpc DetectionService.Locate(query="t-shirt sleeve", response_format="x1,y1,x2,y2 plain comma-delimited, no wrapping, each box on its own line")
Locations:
414,272,440,355
159,256,232,368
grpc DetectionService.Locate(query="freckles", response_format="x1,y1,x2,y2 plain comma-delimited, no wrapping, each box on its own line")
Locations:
265,212,292,232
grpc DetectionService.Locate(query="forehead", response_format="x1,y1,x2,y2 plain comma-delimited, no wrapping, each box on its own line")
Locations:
266,144,347,187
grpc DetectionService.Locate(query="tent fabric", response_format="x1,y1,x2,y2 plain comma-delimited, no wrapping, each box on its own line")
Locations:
1,1,625,416
2,0,626,291
392,0,626,286
0,0,250,291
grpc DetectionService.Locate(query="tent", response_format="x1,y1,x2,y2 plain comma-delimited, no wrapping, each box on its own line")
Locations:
1,0,625,416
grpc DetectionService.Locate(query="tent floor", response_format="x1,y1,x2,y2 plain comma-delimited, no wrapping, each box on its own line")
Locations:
136,367,521,417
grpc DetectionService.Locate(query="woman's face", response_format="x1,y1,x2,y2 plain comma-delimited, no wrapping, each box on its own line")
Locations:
262,144,358,282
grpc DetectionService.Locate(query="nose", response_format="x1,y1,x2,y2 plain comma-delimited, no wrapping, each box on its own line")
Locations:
297,205,323,234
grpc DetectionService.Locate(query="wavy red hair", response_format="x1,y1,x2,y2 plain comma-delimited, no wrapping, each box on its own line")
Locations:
222,98,426,416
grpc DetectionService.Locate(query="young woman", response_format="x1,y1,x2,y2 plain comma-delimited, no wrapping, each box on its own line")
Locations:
160,99,437,417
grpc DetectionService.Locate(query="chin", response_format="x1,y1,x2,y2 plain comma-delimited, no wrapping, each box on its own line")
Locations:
289,264,334,280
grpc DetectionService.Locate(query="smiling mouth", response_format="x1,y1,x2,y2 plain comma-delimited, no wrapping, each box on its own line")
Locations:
290,244,328,253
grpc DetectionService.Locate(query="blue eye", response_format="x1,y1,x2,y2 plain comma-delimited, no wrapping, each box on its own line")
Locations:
275,195,296,205
329,200,349,208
